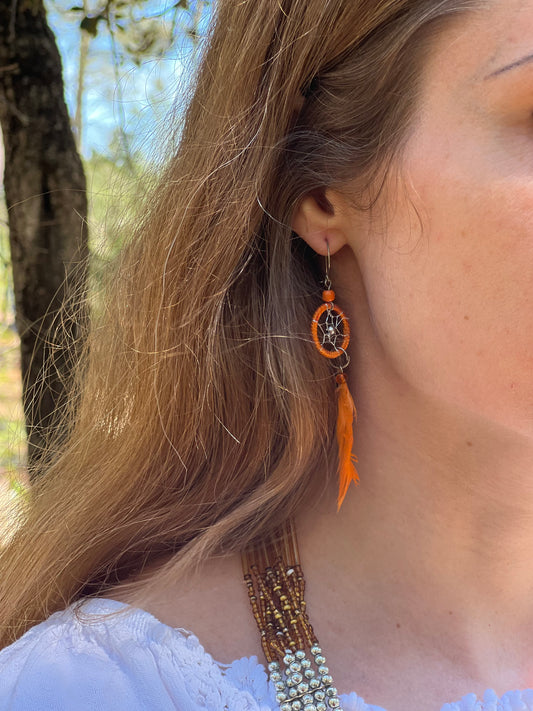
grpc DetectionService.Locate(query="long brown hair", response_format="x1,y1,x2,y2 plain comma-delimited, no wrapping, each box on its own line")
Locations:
0,0,482,646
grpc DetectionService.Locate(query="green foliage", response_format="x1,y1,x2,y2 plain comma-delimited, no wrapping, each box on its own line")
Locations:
0,164,23,475
0,152,147,473
0,203,13,329
0,326,25,472
8,474,29,501
68,1,202,65
84,151,146,274
46,0,211,170
0,0,211,480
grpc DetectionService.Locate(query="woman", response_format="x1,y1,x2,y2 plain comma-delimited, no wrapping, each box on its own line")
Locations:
1,0,531,708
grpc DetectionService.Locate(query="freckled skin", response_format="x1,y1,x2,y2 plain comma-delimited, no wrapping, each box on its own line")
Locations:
332,1,533,437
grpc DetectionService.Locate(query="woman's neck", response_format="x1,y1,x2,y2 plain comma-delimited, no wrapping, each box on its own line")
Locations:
297,352,533,704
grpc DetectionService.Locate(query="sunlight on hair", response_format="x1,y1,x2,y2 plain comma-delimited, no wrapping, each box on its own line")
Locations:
0,474,28,546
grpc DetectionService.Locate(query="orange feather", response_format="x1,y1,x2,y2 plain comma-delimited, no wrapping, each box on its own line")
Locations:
335,373,359,511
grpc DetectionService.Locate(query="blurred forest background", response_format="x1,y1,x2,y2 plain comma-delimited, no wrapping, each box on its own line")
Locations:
0,0,210,537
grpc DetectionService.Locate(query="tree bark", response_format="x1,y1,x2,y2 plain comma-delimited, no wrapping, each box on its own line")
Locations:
0,0,88,476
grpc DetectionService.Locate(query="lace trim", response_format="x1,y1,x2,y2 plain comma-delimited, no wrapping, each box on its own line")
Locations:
24,599,533,711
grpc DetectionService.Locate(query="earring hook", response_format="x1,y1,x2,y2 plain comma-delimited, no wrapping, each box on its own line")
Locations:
324,241,332,290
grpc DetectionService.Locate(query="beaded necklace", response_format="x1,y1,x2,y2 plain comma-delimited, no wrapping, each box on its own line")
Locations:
242,519,343,711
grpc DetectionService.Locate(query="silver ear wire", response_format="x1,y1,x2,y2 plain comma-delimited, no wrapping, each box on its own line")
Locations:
324,241,332,290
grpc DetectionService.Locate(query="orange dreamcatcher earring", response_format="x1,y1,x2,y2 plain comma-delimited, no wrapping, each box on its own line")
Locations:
311,242,359,510
240,243,353,711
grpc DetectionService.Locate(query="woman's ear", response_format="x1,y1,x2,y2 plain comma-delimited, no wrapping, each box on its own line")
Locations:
291,188,350,257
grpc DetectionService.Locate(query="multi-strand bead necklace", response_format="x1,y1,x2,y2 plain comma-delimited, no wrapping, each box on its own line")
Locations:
242,519,343,711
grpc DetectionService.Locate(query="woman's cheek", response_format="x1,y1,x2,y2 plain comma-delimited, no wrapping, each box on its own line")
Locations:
361,167,533,427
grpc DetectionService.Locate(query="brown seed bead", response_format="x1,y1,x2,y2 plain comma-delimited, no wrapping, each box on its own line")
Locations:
243,521,323,665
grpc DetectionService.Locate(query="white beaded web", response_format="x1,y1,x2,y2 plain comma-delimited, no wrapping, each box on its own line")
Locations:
317,307,345,353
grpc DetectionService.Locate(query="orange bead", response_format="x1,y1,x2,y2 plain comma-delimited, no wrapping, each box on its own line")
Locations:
322,290,335,302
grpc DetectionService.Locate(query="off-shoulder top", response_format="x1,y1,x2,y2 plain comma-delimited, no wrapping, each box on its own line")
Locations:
0,598,532,711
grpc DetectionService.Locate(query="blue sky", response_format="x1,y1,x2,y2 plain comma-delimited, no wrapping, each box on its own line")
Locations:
45,1,208,159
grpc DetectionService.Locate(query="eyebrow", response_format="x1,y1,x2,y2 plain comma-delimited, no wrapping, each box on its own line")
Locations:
485,52,533,80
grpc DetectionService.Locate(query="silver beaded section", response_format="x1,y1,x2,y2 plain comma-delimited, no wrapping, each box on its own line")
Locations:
268,647,343,711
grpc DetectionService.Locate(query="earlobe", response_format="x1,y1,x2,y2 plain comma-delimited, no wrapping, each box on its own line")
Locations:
291,190,349,256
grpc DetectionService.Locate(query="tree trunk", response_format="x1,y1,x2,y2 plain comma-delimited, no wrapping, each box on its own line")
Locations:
0,0,88,477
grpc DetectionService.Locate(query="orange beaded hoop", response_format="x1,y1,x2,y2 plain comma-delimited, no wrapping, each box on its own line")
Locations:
311,289,350,359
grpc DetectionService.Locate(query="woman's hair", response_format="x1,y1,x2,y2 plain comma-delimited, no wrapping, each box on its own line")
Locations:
0,0,482,646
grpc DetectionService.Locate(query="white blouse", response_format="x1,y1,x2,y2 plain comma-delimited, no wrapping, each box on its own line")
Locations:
0,598,532,711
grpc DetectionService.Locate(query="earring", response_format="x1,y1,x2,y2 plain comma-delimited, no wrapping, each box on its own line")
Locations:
311,243,359,510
